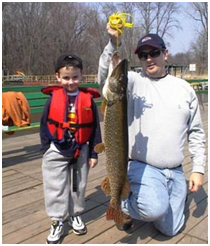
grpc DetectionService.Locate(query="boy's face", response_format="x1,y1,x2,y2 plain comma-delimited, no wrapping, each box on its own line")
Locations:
56,66,83,92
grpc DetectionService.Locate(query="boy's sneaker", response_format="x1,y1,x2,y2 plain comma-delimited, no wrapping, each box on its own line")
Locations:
46,221,64,244
69,216,87,235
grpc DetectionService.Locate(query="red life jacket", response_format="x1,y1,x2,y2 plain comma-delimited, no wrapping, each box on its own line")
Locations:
42,86,100,157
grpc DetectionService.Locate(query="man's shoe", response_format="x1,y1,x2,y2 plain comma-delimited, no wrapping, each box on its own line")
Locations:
69,216,87,235
46,221,64,244
116,215,133,231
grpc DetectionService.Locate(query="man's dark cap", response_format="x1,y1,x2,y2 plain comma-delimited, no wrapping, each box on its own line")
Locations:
135,34,166,54
55,54,83,72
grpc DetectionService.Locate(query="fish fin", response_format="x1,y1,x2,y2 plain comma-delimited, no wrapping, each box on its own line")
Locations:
106,204,119,220
94,143,105,153
100,100,106,114
101,176,111,195
121,179,129,200
106,205,129,225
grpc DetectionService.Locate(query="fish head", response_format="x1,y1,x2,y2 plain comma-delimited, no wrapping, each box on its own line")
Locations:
106,58,128,102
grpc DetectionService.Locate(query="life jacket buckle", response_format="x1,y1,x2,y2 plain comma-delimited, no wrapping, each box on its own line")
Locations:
61,122,70,129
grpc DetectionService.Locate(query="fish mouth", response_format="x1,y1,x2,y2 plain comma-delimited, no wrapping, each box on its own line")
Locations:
108,59,128,97
110,59,128,81
103,57,128,102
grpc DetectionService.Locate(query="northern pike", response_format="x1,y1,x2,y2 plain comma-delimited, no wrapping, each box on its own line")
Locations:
95,53,129,225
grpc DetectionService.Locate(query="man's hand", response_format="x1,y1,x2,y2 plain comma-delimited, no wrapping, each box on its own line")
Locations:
106,23,122,45
189,172,203,192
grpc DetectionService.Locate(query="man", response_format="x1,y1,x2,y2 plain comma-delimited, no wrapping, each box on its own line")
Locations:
98,24,206,236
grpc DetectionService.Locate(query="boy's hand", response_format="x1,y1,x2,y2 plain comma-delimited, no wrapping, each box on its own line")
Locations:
189,172,203,192
89,158,98,168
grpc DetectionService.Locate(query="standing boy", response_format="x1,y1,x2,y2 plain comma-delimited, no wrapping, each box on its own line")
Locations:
40,54,102,244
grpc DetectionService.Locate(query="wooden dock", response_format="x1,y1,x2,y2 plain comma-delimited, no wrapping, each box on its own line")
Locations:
2,104,208,244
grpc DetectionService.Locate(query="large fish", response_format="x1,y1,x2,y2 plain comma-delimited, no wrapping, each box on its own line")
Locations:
95,53,129,225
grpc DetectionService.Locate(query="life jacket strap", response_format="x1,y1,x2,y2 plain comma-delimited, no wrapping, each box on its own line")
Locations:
73,164,77,192
71,149,82,193
47,118,69,129
48,118,93,129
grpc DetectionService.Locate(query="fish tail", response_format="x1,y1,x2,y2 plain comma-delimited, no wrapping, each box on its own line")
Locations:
101,176,111,195
106,204,129,225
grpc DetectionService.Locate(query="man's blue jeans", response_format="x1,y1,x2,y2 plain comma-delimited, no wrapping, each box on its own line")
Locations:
122,160,187,236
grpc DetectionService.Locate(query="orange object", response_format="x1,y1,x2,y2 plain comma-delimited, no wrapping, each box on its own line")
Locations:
2,92,31,133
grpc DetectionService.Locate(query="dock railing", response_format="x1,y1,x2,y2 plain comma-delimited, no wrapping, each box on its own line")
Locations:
2,74,98,85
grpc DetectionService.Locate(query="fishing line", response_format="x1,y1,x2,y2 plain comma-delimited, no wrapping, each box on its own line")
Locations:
108,12,134,50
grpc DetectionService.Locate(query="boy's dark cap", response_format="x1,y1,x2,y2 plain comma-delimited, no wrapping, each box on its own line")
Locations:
55,54,83,72
135,34,166,54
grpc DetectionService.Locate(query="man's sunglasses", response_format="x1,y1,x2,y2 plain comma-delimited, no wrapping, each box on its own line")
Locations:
138,49,163,61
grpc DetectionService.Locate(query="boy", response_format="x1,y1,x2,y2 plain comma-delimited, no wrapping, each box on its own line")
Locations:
40,54,102,244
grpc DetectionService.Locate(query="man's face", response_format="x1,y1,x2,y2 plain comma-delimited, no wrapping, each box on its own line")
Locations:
138,46,168,78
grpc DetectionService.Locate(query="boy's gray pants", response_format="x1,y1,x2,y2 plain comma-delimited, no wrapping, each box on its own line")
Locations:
42,143,89,221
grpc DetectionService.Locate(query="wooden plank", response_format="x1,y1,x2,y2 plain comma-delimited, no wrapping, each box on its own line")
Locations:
2,85,44,93
28,98,47,107
145,232,185,244
3,175,38,189
2,199,45,225
3,122,41,132
2,184,44,213
177,234,207,244
3,151,42,168
21,230,49,244
25,92,49,99
2,217,50,244
2,132,40,149
2,210,47,236
3,179,42,197
2,172,26,183
11,162,43,177
30,107,44,114
187,216,208,242
2,169,18,177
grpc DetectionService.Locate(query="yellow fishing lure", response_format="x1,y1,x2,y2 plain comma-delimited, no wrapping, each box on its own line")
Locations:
108,12,134,49
108,12,134,34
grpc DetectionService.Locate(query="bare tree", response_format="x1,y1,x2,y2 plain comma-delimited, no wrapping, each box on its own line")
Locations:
186,3,208,74
3,3,57,74
2,2,91,74
134,2,181,38
187,2,208,40
2,2,207,76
